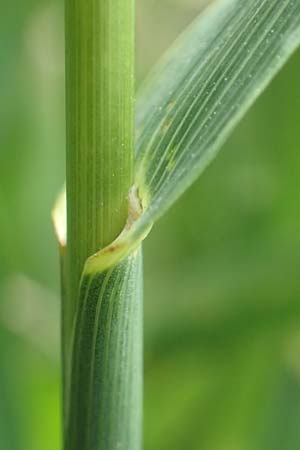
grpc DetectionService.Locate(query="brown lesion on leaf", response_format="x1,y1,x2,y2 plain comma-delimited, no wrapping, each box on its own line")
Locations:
165,145,177,172
166,100,175,111
161,118,172,133
104,243,124,254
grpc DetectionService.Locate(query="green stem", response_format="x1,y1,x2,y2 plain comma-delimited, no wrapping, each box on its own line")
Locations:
65,0,134,346
63,0,136,448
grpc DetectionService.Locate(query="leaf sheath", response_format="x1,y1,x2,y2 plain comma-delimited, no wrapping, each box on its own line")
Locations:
66,249,143,450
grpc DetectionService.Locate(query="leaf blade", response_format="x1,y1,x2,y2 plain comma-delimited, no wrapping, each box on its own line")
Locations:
135,0,300,226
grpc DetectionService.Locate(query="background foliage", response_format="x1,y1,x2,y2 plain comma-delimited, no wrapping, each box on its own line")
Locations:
1,1,300,449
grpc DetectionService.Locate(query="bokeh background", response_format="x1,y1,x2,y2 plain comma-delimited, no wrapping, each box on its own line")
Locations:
1,1,300,449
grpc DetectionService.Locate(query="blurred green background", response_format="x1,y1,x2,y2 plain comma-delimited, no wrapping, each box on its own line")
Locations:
1,1,300,449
